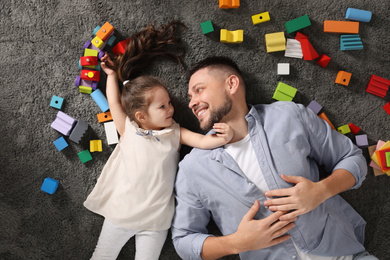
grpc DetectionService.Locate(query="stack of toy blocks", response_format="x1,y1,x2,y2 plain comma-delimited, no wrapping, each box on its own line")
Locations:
370,140,390,176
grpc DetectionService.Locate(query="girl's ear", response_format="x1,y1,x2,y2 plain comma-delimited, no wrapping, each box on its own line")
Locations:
135,111,147,124
226,75,240,94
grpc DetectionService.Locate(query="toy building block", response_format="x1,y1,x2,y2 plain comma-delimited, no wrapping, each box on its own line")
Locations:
323,20,359,34
348,123,361,134
112,39,130,56
371,141,390,173
252,11,270,25
340,35,363,51
386,152,390,167
284,39,303,59
104,121,119,145
220,29,243,43
335,71,352,86
366,75,390,98
75,76,98,91
69,120,88,144
200,20,214,35
277,63,290,75
316,54,331,68
318,112,336,130
285,14,311,34
368,142,386,176
346,8,372,23
53,136,68,151
51,111,77,136
272,82,297,101
219,0,240,9
81,69,100,82
300,38,319,60
91,89,110,112
383,102,390,115
337,124,351,134
50,95,64,109
80,56,98,68
355,134,368,148
96,22,115,41
41,177,59,194
91,36,104,49
90,140,103,152
377,148,390,172
295,32,309,41
78,150,93,164
97,111,113,123
307,100,322,115
265,32,286,53
79,86,92,94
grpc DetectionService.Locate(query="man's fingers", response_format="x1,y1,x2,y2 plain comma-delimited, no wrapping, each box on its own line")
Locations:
263,210,285,225
243,201,260,221
271,222,295,239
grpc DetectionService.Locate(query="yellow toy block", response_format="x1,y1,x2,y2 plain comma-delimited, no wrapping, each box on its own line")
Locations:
90,140,103,152
337,124,351,134
220,29,243,43
252,12,270,25
265,32,286,53
219,0,240,9
96,22,114,41
79,86,92,94
84,48,98,57
92,36,104,49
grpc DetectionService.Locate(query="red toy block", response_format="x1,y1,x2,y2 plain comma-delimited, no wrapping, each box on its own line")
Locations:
316,54,331,68
383,102,390,115
295,32,309,41
348,123,361,134
300,38,319,60
112,39,130,56
81,69,100,82
366,75,390,98
80,56,98,67
378,148,390,171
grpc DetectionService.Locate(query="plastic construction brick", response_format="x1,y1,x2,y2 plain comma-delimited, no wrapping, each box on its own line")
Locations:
200,20,214,35
348,123,361,135
355,134,368,148
335,71,352,86
295,32,309,41
112,39,130,56
386,152,390,167
50,95,64,109
265,32,286,53
90,140,103,152
104,121,119,145
340,35,363,51
51,111,76,136
81,69,100,82
53,136,68,151
346,8,372,23
252,12,270,25
97,112,113,123
323,20,359,34
272,82,297,101
277,63,290,75
219,0,240,9
300,38,319,60
307,101,322,115
96,22,114,41
337,124,351,135
284,39,303,59
220,29,243,43
285,14,311,34
91,89,109,112
318,112,335,130
366,75,390,98
75,76,98,90
41,177,59,194
316,54,331,68
69,120,88,144
79,86,92,94
78,150,93,164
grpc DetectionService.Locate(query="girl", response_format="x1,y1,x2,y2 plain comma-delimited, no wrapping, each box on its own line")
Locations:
84,21,233,260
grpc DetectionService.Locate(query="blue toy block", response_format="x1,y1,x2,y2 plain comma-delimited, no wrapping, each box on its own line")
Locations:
340,35,363,51
346,8,372,23
50,95,64,109
53,136,68,151
307,101,323,115
91,89,109,112
41,177,59,194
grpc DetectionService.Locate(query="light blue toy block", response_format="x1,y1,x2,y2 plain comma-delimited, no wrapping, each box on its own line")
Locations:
355,134,368,148
340,35,363,51
107,35,116,46
307,101,322,115
93,25,101,35
53,136,68,151
346,8,372,23
41,177,59,194
91,89,109,112
50,95,64,109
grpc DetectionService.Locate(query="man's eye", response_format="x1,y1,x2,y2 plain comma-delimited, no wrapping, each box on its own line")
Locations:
197,88,203,92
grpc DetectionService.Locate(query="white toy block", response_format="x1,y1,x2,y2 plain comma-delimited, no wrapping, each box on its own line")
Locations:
104,121,119,145
277,63,290,75
284,39,303,59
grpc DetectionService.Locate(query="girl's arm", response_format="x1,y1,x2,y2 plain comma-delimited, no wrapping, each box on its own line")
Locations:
101,53,127,136
180,123,233,149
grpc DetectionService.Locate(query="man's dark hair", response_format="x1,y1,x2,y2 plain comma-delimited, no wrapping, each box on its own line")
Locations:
186,56,242,80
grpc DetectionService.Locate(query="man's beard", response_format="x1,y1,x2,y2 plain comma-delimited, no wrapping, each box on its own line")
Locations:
201,94,233,130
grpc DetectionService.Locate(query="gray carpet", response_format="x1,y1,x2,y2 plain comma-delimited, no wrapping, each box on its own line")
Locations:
1,0,390,259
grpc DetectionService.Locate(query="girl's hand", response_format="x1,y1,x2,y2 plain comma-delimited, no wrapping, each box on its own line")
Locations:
100,52,116,76
213,123,234,143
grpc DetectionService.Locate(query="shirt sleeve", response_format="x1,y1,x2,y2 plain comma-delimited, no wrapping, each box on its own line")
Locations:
296,104,367,189
171,162,213,260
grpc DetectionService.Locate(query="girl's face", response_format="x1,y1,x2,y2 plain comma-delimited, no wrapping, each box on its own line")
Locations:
143,86,174,130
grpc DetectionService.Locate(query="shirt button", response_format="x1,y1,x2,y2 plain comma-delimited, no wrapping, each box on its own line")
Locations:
292,255,297,259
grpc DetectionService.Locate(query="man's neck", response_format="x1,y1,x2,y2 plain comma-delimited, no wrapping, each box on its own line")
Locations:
225,105,249,144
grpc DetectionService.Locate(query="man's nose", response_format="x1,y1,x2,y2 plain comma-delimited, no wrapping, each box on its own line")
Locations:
189,96,198,109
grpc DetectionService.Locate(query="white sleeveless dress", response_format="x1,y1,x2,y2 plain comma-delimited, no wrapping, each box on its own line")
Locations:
84,117,180,231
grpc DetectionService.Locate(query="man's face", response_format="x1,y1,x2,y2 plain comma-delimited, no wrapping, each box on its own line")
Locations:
188,68,232,130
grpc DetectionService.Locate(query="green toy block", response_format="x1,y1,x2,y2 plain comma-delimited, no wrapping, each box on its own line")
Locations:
337,124,351,134
285,14,311,34
386,152,390,167
200,20,214,35
272,82,297,101
78,150,93,163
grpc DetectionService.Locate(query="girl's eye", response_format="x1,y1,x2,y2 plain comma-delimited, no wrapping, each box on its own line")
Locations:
160,105,165,109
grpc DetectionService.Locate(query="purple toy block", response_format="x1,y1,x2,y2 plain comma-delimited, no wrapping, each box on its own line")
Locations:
355,134,368,148
50,111,76,136
307,100,323,115
75,76,98,90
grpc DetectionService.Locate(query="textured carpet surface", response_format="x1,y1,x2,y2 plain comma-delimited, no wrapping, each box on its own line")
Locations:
1,0,390,259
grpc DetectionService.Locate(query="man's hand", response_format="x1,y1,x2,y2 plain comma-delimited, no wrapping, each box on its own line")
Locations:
264,174,329,221
213,123,234,143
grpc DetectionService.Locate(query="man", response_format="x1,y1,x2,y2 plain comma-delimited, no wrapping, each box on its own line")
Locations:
171,56,377,260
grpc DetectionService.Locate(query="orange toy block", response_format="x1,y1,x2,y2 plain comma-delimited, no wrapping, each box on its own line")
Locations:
318,112,335,130
335,71,352,86
219,0,240,9
300,38,319,60
97,112,113,123
96,22,114,41
323,20,359,34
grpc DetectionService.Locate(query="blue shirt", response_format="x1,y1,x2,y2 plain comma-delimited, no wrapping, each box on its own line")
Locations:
172,102,367,260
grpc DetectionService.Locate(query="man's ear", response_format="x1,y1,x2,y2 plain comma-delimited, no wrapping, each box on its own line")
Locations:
135,111,147,124
226,75,240,94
